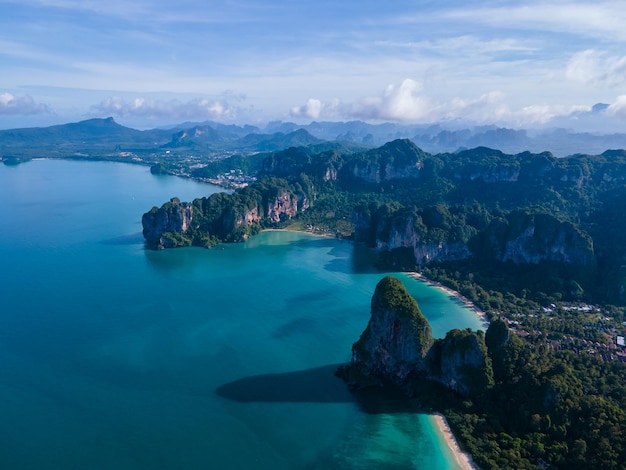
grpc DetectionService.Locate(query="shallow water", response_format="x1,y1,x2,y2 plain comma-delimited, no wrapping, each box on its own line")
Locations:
0,160,483,469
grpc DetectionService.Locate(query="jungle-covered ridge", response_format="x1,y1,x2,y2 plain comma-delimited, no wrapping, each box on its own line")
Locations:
143,137,626,307
2,117,625,303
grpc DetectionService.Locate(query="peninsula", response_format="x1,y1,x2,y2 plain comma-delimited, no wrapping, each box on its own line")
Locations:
337,276,626,469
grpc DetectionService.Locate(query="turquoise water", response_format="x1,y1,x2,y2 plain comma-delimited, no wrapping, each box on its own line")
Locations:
0,160,483,469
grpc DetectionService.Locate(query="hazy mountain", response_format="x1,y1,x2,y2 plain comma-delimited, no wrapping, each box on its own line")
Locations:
3,116,626,159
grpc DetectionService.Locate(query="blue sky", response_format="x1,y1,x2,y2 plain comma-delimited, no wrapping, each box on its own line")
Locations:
1,0,626,130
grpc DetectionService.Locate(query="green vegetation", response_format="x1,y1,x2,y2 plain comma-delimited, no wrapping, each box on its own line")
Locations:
426,317,626,469
145,138,626,306
342,272,626,468
371,276,429,323
367,275,433,358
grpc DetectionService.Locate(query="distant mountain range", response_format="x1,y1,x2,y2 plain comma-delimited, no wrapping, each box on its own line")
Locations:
2,116,626,158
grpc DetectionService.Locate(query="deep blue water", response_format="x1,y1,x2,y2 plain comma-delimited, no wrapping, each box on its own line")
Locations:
0,160,483,469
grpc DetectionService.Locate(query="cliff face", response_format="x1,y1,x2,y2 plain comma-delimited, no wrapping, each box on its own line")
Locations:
338,276,493,398
373,214,471,264
266,191,309,222
142,197,193,248
430,329,493,397
349,277,433,387
345,139,426,184
483,212,595,266
361,206,595,268
142,189,309,248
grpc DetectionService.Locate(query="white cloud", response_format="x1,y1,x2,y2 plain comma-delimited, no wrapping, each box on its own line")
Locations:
347,79,434,122
606,95,626,119
566,50,626,86
435,2,626,42
514,104,591,125
0,92,50,115
291,80,507,123
376,36,538,58
288,80,602,128
290,99,324,119
91,96,241,121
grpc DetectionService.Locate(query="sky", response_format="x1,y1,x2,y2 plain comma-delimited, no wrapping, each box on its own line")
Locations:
1,0,626,131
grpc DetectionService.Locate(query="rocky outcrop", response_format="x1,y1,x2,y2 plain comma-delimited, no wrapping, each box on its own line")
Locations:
359,204,595,269
482,212,595,266
346,276,433,387
338,276,493,398
345,139,427,184
373,214,471,265
142,186,310,249
266,191,309,222
429,329,493,397
142,197,193,248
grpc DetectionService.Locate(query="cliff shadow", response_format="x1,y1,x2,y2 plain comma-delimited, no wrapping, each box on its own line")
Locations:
100,232,145,245
321,242,382,275
215,364,443,415
215,364,353,404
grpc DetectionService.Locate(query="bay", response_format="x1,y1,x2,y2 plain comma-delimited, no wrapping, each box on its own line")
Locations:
0,159,483,469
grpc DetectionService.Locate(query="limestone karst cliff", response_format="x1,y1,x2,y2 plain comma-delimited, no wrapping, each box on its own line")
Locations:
342,139,427,184
141,182,309,249
479,211,595,266
355,204,595,269
142,197,193,248
346,276,433,387
337,276,493,398
428,328,494,397
141,138,626,302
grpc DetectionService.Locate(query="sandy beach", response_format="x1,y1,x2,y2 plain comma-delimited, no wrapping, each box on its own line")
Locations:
407,272,490,328
408,271,488,468
431,413,479,470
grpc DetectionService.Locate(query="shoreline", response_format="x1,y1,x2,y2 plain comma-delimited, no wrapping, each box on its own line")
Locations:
406,272,490,328
408,271,487,469
259,227,339,239
431,413,479,470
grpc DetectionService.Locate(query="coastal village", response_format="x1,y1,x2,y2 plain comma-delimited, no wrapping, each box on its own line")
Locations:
501,302,626,364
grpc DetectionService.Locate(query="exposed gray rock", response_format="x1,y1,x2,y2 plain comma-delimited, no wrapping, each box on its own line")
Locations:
338,276,493,399
142,197,193,248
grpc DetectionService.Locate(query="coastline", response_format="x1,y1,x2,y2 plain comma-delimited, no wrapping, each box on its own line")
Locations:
408,271,488,469
431,413,479,470
406,272,489,328
259,227,339,239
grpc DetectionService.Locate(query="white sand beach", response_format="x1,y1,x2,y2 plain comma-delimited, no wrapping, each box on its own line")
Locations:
408,271,489,468
407,272,489,328
432,413,479,470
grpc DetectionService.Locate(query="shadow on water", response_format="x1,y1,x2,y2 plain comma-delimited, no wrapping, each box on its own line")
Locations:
215,364,429,415
216,365,353,403
322,241,382,275
100,232,145,245
272,316,319,339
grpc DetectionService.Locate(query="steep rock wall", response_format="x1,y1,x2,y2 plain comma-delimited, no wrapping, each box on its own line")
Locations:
430,329,493,397
266,191,309,222
142,197,193,248
346,276,433,388
484,212,595,266
338,276,493,399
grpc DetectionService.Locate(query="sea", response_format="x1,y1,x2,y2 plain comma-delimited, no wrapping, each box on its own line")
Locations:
0,159,485,469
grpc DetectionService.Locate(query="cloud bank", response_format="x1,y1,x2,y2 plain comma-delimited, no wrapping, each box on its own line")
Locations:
289,76,626,129
0,93,50,115
290,79,580,126
566,50,626,86
91,96,242,122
